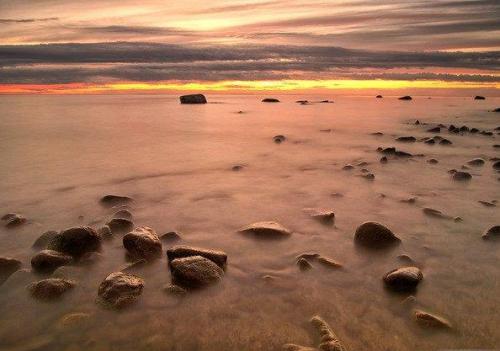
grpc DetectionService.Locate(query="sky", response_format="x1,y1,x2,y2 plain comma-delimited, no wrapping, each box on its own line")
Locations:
0,0,499,94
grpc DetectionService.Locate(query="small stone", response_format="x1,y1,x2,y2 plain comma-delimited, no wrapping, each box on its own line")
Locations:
398,96,412,100
180,94,207,104
478,201,495,207
97,272,144,308
48,226,101,258
239,221,292,238
376,95,383,98
273,135,286,143
2,213,27,228
401,197,417,204
414,310,452,328
317,256,342,269
304,209,335,224
427,159,438,164
422,208,451,219
28,278,75,300
296,252,320,260
31,250,72,273
424,138,436,145
493,161,500,170
474,95,485,100
397,254,415,264
231,165,244,171
342,164,354,170
439,138,452,145
160,231,182,242
383,267,423,292
297,258,312,271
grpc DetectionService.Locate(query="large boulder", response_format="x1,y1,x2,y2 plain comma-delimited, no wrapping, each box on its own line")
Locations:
48,226,101,258
180,94,207,104
31,250,72,273
239,221,292,238
383,267,423,292
28,278,75,300
0,257,22,285
97,272,144,308
170,256,224,289
354,222,400,248
166,245,227,269
123,226,162,260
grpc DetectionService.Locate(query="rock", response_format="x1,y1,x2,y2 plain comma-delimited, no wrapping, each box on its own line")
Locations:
493,108,500,112
362,173,375,180
273,135,286,143
354,222,400,249
380,156,388,164
422,208,451,220
459,125,469,132
169,256,224,289
427,126,441,133
424,138,436,145
48,226,101,258
319,100,333,103
123,226,162,260
97,225,113,239
470,128,479,133
31,250,72,273
397,254,415,264
296,252,320,260
166,245,227,269
231,165,244,171
493,161,500,170
396,136,416,143
99,195,133,207
317,256,342,269
454,216,463,222
474,95,485,100
121,259,147,273
57,312,91,329
398,96,412,100
414,120,420,125
493,144,500,149
32,230,59,249
401,197,417,204
414,310,451,328
160,231,182,243
304,209,335,224
296,100,309,104
0,257,22,285
2,213,27,228
320,129,332,133
163,284,187,296
380,147,396,155
439,138,452,145
97,272,144,308
179,94,207,104
342,164,354,170
297,258,312,271
28,278,75,300
478,200,495,207
239,221,292,239
376,95,383,98
262,98,280,103
113,209,133,220
482,225,500,240
427,158,438,164
452,171,472,181
383,267,423,292
106,218,134,233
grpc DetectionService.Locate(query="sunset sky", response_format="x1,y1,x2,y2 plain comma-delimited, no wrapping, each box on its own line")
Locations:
0,0,499,94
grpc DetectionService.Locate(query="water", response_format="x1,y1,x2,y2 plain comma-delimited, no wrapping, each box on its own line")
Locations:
0,94,499,351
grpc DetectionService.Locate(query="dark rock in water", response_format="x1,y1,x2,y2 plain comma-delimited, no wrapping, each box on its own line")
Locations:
414,120,420,125
166,245,227,269
100,195,133,207
354,222,400,249
97,272,144,308
2,213,27,228
170,256,224,289
478,200,495,207
297,257,312,271
467,158,485,166
31,250,72,273
262,98,280,103
452,171,472,181
32,230,59,249
239,221,292,239
97,225,112,239
422,208,451,220
123,226,162,260
296,100,309,104
439,138,452,145
160,231,182,242
470,128,479,133
380,147,396,155
383,267,423,292
448,169,457,174
106,218,134,233
48,226,101,258
342,164,354,170
304,209,335,224
371,132,383,136
482,225,500,240
480,130,493,136
459,125,469,132
380,156,388,164
492,108,500,112
448,124,457,132
395,150,412,157
273,135,286,143
396,136,416,143
376,95,383,98
319,100,333,103
427,126,441,133
179,94,207,104
0,257,22,285
362,173,375,180
493,161,500,170
113,209,133,220
414,310,451,328
398,96,412,100
493,144,500,149
427,158,438,164
474,95,485,100
424,138,436,145
231,165,244,171
28,278,75,300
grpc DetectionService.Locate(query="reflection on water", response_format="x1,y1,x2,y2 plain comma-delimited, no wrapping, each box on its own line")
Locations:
0,95,499,350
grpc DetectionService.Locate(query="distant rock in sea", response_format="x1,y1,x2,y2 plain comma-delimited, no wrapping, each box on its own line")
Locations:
474,95,485,100
376,95,383,98
493,107,500,112
262,98,280,103
179,94,207,104
398,96,412,100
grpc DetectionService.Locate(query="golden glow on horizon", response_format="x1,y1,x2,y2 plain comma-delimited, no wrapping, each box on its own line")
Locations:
0,79,498,94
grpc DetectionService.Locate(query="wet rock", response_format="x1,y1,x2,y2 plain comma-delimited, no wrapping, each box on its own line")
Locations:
57,312,91,329
452,171,472,181
439,138,452,145
99,195,133,207
342,164,354,170
401,197,417,204
427,158,438,164
397,254,415,264
459,125,469,132
31,250,72,273
97,225,112,239
354,222,400,249
493,144,500,149
0,257,22,285
493,108,500,112
398,96,412,100
376,95,383,98
239,221,292,239
423,208,451,220
371,132,383,136
97,272,144,308
414,120,420,125
414,310,451,328
123,226,162,260
380,156,388,164
317,256,342,269
48,226,101,258
454,216,463,223
231,165,244,171
396,136,416,143
467,158,485,166
424,138,436,145
2,213,27,228
180,94,207,104
470,128,479,133
297,258,312,271
32,230,59,249
113,209,133,220
273,135,286,143
296,252,320,260
28,278,75,300
362,173,375,180
474,95,485,100
478,200,495,207
480,131,493,136
170,256,224,289
160,231,182,243
304,209,335,224
383,267,423,292
482,225,500,240
395,150,412,157
380,147,396,155
319,100,333,103
166,245,227,269
493,161,500,170
427,126,441,133
163,284,187,296
262,98,280,103
106,218,134,233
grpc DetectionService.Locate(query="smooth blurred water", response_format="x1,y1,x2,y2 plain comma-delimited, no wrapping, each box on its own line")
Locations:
0,94,499,351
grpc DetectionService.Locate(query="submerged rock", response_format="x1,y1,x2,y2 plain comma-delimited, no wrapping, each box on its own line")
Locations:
354,222,400,249
376,95,383,98
474,95,485,100
304,208,335,224
2,213,27,228
398,96,412,100
383,267,423,292
123,226,162,260
0,257,22,285
239,221,292,238
113,209,133,220
422,208,451,220
97,272,144,308
97,225,113,239
99,195,133,207
31,250,72,273
170,256,224,289
160,231,182,242
452,171,472,181
297,257,313,271
414,310,452,328
32,230,59,249
317,256,343,269
262,98,280,103
179,94,207,104
396,136,416,143
28,278,75,300
48,226,101,258
439,138,452,145
427,126,441,133
427,158,438,164
493,161,500,170
166,245,227,269
482,225,500,240
273,135,286,143
106,218,134,233
467,158,485,166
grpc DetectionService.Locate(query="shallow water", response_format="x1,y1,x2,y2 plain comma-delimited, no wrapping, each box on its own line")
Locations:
0,94,499,351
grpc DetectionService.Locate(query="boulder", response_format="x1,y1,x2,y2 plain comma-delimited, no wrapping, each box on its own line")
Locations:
99,195,133,207
262,98,280,103
414,310,451,328
0,257,22,285
452,171,472,181
31,250,72,273
396,136,416,143
48,226,101,258
170,256,224,289
180,94,207,104
160,231,182,242
467,158,485,166
383,267,423,292
474,95,485,100
354,222,400,248
32,230,59,249
482,225,500,240
97,272,144,308
123,226,162,260
493,161,500,170
398,96,412,100
28,278,75,300
2,213,26,228
239,221,292,238
166,245,227,269
376,95,383,98
106,218,134,233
